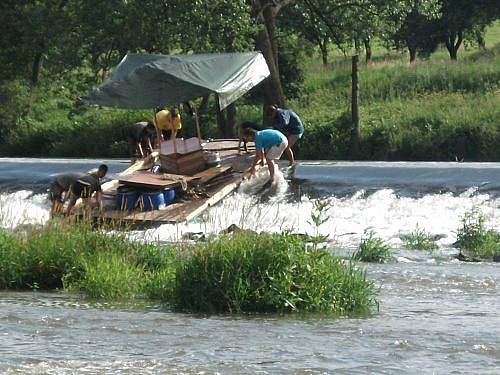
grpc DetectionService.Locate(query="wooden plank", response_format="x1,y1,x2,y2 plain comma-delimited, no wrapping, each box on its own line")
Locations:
189,166,232,185
118,171,186,189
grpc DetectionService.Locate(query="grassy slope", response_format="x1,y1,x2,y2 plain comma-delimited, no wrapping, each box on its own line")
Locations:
1,23,499,160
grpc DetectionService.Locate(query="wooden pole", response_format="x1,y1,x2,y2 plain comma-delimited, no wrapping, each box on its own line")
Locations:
152,108,161,151
193,101,202,146
350,55,360,160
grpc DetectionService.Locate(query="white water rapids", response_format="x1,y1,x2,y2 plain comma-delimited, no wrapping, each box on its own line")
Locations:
0,160,498,252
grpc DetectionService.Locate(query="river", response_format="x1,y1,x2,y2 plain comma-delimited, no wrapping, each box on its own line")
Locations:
0,158,499,374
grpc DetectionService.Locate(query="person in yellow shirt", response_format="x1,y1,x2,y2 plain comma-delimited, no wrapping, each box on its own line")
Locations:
155,107,182,145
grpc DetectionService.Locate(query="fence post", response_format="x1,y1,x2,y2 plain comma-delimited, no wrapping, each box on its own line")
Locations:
350,55,361,160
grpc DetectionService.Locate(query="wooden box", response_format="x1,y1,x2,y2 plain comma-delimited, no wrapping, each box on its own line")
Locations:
160,150,206,175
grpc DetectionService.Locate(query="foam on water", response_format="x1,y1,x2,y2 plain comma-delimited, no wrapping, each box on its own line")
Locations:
1,162,498,250
0,191,49,229
140,186,499,249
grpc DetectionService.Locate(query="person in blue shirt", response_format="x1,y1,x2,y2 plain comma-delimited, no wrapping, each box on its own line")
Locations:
240,123,288,184
267,105,304,166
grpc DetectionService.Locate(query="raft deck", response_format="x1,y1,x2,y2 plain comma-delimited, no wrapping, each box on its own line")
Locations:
94,139,255,225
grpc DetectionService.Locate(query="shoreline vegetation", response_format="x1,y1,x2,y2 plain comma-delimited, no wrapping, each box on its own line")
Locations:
0,221,378,314
0,208,498,313
0,28,499,161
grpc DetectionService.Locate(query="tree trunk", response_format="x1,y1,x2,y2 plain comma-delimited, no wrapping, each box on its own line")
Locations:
31,52,43,86
409,46,417,63
215,99,236,138
263,4,279,72
445,31,463,61
225,103,236,138
319,37,328,66
253,0,285,111
350,55,360,160
215,98,226,138
364,38,372,63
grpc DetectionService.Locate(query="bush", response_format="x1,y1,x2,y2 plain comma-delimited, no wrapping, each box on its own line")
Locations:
400,226,438,251
71,252,144,300
455,210,500,259
174,232,377,314
352,230,394,263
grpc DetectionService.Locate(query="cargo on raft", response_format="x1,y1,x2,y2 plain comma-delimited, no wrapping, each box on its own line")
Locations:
77,51,270,225
89,138,256,225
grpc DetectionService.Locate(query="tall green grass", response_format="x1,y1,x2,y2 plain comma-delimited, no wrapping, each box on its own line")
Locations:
175,232,377,314
352,230,394,263
0,223,378,314
400,226,438,252
455,210,500,260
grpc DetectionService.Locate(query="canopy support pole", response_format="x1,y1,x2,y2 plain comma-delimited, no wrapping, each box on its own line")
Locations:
192,101,202,146
152,108,160,150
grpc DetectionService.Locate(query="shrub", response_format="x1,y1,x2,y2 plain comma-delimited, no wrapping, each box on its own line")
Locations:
0,230,25,289
72,252,144,300
352,230,393,263
174,232,377,314
400,226,438,251
455,210,500,259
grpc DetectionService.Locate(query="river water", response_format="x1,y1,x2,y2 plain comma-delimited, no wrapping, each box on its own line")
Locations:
0,158,499,374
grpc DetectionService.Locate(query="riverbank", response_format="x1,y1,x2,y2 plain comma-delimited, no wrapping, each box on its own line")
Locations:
0,42,498,161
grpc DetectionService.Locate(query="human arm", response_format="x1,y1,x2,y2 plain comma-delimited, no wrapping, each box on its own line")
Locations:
248,150,264,175
136,141,145,158
170,128,177,140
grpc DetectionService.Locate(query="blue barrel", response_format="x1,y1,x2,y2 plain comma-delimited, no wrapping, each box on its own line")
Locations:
163,188,176,205
140,191,166,211
115,190,139,211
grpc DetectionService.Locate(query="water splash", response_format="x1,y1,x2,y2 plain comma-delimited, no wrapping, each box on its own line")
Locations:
0,191,49,229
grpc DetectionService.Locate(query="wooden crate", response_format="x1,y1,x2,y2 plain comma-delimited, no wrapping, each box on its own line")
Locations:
159,150,207,175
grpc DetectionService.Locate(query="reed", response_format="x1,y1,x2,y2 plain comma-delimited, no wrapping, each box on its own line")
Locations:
352,230,394,263
174,232,378,314
455,210,500,260
400,226,438,252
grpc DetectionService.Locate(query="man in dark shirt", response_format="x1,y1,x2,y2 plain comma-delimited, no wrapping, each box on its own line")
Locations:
128,121,156,164
267,105,304,165
66,164,108,215
49,172,86,217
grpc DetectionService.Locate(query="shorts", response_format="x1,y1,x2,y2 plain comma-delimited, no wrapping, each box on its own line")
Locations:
71,181,94,198
48,181,64,202
266,138,288,160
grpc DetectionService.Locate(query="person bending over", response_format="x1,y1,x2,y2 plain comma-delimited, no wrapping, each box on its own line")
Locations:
128,121,156,164
48,172,86,218
66,164,108,215
241,124,288,184
267,105,304,166
238,121,262,154
155,107,182,144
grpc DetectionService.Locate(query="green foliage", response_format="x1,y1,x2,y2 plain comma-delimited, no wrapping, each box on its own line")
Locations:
455,210,500,259
352,230,394,263
0,230,24,289
174,232,377,314
72,252,144,300
400,226,438,251
0,224,378,314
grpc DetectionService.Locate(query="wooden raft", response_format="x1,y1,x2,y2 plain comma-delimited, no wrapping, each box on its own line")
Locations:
94,139,255,225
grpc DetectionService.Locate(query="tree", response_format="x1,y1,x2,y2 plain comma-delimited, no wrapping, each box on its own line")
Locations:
0,0,74,86
436,0,500,60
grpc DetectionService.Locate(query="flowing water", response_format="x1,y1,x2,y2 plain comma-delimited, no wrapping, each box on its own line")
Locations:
0,158,499,374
